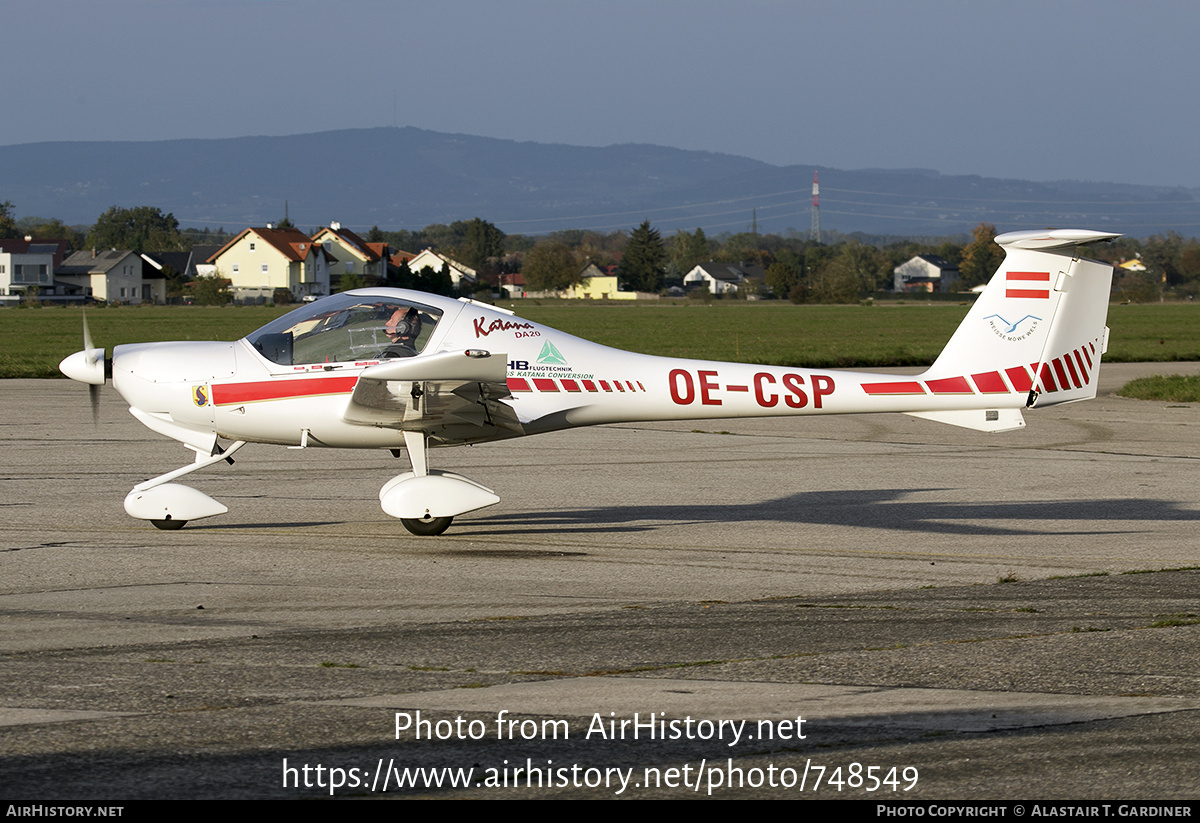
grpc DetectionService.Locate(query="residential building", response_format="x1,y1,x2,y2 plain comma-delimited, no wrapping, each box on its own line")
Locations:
893,255,960,293
207,226,330,302
495,270,526,298
57,249,145,304
567,263,636,300
683,262,764,295
0,238,70,302
191,245,225,278
312,222,390,289
407,249,476,291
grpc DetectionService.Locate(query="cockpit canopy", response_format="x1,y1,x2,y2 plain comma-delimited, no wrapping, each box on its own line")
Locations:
245,293,443,366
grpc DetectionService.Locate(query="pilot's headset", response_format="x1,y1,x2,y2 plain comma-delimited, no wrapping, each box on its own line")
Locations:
388,307,421,339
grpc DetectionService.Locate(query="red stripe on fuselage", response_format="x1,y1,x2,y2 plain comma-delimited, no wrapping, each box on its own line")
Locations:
861,381,926,396
1005,366,1033,392
971,371,1010,394
925,376,973,395
211,376,359,405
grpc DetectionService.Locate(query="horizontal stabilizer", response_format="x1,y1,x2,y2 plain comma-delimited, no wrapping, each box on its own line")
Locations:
905,408,1026,433
995,229,1121,251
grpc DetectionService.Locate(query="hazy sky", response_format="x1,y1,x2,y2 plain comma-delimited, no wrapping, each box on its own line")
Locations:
4,0,1198,188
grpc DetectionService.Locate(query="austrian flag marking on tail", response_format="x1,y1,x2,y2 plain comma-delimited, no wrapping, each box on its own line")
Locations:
1005,271,1051,299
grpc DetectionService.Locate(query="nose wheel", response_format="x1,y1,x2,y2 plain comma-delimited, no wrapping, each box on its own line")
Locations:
401,516,453,536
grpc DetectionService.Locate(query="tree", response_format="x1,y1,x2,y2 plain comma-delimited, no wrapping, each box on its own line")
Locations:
958,223,1003,290
19,217,84,248
391,259,415,289
1179,240,1200,297
159,264,185,302
834,241,885,292
413,263,454,296
86,206,186,253
414,265,435,293
765,261,799,298
807,255,863,304
715,231,770,267
337,271,365,292
452,217,505,272
670,228,711,272
617,221,666,293
435,262,455,295
416,223,458,251
933,241,962,266
0,201,17,239
189,273,232,305
1142,232,1183,287
182,226,233,247
522,240,581,292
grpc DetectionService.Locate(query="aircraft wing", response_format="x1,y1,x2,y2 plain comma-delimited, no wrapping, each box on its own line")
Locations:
342,350,524,442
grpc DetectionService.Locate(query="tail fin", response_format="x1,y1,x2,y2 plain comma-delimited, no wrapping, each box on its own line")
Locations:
913,229,1116,431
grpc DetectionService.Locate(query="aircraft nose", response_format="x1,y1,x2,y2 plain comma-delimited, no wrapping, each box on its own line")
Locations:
110,341,238,413
112,341,238,382
59,348,107,385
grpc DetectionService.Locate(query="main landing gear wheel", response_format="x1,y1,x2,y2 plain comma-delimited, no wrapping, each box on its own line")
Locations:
151,518,187,531
401,516,453,536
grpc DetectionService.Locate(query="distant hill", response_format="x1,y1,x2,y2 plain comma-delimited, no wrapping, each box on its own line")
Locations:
2,127,1197,238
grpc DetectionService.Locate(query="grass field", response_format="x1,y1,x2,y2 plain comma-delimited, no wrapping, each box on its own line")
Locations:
3,299,1197,379
1117,374,1200,402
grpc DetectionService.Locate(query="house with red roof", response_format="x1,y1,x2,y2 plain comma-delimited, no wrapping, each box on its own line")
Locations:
311,222,390,289
207,226,331,303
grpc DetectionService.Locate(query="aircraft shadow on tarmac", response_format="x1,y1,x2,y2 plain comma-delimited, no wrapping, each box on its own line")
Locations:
201,521,340,530
458,488,1200,537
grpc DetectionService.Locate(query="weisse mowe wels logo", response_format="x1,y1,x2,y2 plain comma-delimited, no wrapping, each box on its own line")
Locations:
984,313,1042,342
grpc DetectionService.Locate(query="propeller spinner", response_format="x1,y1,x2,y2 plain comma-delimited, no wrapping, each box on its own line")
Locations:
58,313,107,422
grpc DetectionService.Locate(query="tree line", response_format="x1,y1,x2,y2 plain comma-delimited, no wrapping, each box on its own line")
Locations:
3,200,1198,303
330,218,1200,303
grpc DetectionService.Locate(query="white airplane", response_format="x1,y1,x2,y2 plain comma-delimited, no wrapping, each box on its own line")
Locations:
60,229,1117,535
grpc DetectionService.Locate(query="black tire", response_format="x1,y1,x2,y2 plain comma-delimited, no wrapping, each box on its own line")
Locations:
151,518,187,531
401,516,453,536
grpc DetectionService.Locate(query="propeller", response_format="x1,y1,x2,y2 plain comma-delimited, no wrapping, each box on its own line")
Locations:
58,311,108,424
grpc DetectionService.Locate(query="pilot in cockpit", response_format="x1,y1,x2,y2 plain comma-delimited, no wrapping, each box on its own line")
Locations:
382,305,422,356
